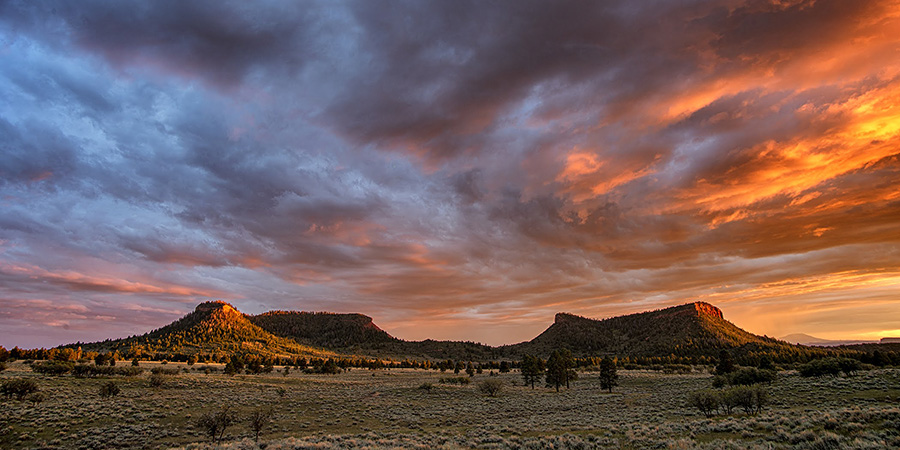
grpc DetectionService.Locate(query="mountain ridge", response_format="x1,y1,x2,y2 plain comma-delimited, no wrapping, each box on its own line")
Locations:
67,300,856,363
500,301,794,359
780,333,877,347
248,310,398,348
75,300,342,359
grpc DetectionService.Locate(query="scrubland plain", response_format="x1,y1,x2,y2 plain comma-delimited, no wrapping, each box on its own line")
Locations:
1,361,898,449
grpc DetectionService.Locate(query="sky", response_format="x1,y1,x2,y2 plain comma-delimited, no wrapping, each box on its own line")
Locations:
1,0,899,349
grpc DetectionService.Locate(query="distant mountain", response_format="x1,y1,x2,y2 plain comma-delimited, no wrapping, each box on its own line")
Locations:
76,301,339,359
780,333,876,347
250,310,499,360
249,311,397,348
72,301,499,361
69,300,860,363
502,302,805,359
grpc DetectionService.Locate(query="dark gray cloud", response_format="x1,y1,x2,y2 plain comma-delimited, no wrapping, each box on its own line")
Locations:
0,0,327,88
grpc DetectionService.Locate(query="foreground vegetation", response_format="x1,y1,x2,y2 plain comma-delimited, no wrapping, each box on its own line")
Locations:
1,360,898,449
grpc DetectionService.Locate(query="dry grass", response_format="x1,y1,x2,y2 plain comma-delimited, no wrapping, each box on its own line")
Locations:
1,361,898,449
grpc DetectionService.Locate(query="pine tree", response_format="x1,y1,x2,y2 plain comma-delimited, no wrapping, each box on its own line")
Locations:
545,349,576,392
716,350,735,375
757,355,775,371
520,354,543,389
598,356,618,393
224,355,243,376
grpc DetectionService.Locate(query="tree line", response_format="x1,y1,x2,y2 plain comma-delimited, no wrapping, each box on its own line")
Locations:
2,343,897,375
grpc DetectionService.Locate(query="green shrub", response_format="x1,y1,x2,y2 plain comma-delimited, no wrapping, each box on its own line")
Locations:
309,359,341,374
95,353,115,366
73,364,93,377
688,389,719,418
99,381,120,398
837,358,862,376
690,385,768,417
729,367,776,386
662,364,692,374
25,391,46,406
149,373,166,388
719,387,740,414
799,358,843,377
31,361,74,376
478,379,504,397
115,367,144,377
438,376,471,385
1,378,39,400
722,385,767,415
713,367,776,387
150,367,180,376
712,374,728,388
72,364,117,377
758,356,776,371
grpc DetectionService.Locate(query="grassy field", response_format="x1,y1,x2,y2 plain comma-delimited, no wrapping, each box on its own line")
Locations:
1,361,898,449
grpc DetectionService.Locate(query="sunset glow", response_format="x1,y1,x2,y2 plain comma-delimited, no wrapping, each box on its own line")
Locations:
1,0,899,348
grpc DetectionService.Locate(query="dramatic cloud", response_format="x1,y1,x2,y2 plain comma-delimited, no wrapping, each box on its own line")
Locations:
1,0,899,347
